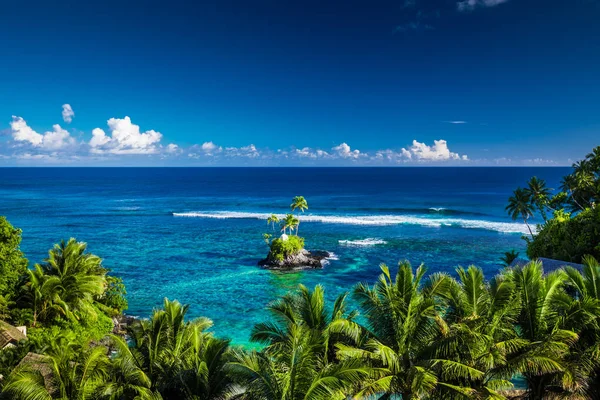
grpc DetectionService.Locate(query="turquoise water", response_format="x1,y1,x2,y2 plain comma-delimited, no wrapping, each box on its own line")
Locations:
0,167,567,345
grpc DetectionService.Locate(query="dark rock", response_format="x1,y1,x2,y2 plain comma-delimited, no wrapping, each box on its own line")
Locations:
258,249,331,270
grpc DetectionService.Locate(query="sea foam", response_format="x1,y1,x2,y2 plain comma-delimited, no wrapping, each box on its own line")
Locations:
172,211,531,234
339,238,388,246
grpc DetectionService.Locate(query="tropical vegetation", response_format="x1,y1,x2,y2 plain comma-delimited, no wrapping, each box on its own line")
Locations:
2,212,600,398
506,145,600,263
263,196,309,261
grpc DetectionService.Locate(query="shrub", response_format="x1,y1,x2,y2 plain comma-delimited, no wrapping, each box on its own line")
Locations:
269,236,305,261
0,217,28,299
99,275,128,315
528,207,600,263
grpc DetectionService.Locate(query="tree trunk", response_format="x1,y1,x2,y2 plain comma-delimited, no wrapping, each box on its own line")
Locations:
524,217,534,238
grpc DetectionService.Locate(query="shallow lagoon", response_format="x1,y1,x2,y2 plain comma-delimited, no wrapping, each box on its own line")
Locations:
0,167,567,345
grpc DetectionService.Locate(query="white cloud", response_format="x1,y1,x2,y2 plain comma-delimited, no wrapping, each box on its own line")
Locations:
372,140,467,163
10,116,74,150
10,116,43,146
332,142,362,159
62,104,74,123
165,143,181,154
89,116,162,154
42,125,75,150
201,141,222,155
226,144,260,158
404,139,467,161
294,147,331,159
446,120,467,124
457,0,509,11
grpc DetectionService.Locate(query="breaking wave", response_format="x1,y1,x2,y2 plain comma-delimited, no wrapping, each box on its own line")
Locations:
172,211,530,234
339,238,388,246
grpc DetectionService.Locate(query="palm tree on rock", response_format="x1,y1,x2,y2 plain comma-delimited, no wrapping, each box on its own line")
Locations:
290,196,308,234
281,214,297,236
266,214,279,232
506,188,535,237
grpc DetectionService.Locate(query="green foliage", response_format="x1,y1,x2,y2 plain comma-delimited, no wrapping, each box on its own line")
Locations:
127,298,233,399
99,275,128,315
499,249,519,267
268,235,304,261
19,238,124,326
528,206,600,263
0,216,28,300
509,145,600,263
27,310,114,349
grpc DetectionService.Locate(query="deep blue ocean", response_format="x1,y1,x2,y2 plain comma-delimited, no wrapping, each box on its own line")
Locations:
0,167,568,345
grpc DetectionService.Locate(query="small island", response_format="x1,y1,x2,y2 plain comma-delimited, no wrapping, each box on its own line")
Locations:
258,196,330,270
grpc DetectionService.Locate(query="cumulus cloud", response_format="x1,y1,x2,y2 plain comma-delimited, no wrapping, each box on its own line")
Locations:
89,116,162,154
294,147,331,159
372,140,467,163
10,116,74,150
62,104,74,123
165,144,181,154
406,139,468,161
201,141,222,155
332,143,362,159
457,0,509,11
225,144,260,158
186,142,259,159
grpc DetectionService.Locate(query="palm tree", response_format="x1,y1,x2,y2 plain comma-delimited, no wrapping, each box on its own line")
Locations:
100,336,162,400
561,174,586,211
2,336,110,400
336,262,481,399
525,177,553,221
506,188,535,237
561,256,600,398
127,298,234,399
290,196,308,234
228,284,369,399
250,284,361,363
499,250,519,268
281,214,297,236
266,214,279,232
228,325,371,400
30,239,107,324
438,265,522,398
503,260,580,399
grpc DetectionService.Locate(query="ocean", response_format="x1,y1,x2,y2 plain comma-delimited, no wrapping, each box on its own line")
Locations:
0,167,568,345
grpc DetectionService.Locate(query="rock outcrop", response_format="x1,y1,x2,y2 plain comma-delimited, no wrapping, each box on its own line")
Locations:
258,249,330,270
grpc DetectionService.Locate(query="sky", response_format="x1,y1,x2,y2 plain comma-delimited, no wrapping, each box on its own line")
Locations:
0,0,598,166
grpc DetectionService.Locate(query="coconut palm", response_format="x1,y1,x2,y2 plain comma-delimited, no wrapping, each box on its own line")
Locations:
100,336,162,400
250,284,361,364
228,325,372,400
127,298,234,399
506,188,535,237
437,265,522,398
503,260,581,399
525,177,553,221
2,336,110,400
561,256,600,398
290,196,308,234
280,214,298,236
499,250,519,268
336,262,482,399
267,215,279,232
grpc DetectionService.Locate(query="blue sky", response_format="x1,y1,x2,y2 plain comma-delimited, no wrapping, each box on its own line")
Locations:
0,0,598,166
